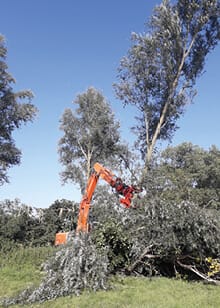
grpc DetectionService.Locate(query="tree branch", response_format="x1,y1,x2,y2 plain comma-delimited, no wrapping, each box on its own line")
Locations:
77,140,88,160
176,260,220,286
127,245,159,272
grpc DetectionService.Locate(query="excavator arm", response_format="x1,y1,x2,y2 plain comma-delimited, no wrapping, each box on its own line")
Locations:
76,171,99,232
76,162,139,232
55,162,140,244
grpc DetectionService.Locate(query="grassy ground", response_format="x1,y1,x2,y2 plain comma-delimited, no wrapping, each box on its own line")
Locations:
0,246,54,298
0,247,220,308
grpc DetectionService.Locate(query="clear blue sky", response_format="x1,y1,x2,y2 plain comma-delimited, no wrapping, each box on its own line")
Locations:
1,0,220,208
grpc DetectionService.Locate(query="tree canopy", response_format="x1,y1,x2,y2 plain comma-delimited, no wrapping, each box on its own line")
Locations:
58,87,130,191
157,143,220,208
114,0,220,169
0,35,37,185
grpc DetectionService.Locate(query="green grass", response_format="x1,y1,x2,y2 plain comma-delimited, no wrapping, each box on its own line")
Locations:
0,247,220,308
0,246,55,298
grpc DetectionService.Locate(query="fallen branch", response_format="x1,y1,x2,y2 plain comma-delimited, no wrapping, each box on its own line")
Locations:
127,245,159,273
176,260,220,286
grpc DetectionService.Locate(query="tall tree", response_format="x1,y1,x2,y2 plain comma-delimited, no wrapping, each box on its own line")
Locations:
58,87,129,192
114,0,220,171
0,35,37,185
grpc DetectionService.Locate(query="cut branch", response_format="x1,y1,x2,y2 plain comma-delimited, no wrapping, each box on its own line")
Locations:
127,245,159,272
176,260,220,286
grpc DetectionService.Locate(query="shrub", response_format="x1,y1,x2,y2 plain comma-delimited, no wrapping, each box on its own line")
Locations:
92,217,131,273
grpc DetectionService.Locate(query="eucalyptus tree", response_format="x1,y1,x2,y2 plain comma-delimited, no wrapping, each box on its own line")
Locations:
58,87,129,192
0,35,37,185
114,0,220,171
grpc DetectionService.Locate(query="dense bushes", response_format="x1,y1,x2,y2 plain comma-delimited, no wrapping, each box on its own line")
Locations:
0,199,78,250
150,143,220,209
92,217,131,273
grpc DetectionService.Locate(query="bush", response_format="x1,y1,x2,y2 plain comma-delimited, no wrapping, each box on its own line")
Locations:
93,217,131,273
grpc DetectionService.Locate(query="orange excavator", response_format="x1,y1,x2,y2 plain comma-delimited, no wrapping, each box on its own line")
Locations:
55,162,140,245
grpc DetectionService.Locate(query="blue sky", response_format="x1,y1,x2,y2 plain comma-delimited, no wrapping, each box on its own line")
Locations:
1,0,220,208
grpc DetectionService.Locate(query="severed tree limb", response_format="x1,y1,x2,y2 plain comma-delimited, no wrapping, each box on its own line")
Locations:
176,260,220,286
127,245,159,273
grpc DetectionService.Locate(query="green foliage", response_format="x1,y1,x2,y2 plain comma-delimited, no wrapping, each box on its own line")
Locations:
0,199,39,247
114,0,220,164
0,35,37,185
149,143,220,209
41,199,78,244
122,198,220,279
0,199,77,248
93,217,131,273
132,199,220,255
58,87,130,191
90,188,220,280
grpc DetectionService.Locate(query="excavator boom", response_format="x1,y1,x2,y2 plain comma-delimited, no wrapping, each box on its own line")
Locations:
55,162,140,244
76,172,99,233
76,162,139,232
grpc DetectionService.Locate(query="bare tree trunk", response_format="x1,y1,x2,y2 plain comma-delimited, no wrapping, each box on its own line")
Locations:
86,150,92,180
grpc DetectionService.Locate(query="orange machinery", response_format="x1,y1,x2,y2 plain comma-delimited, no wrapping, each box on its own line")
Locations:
55,162,140,245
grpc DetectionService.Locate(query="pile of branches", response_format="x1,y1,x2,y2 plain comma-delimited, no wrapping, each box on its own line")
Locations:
120,199,220,284
91,197,220,284
2,234,109,306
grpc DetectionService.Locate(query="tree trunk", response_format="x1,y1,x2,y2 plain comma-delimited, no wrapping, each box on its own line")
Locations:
86,151,92,180
144,35,196,171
